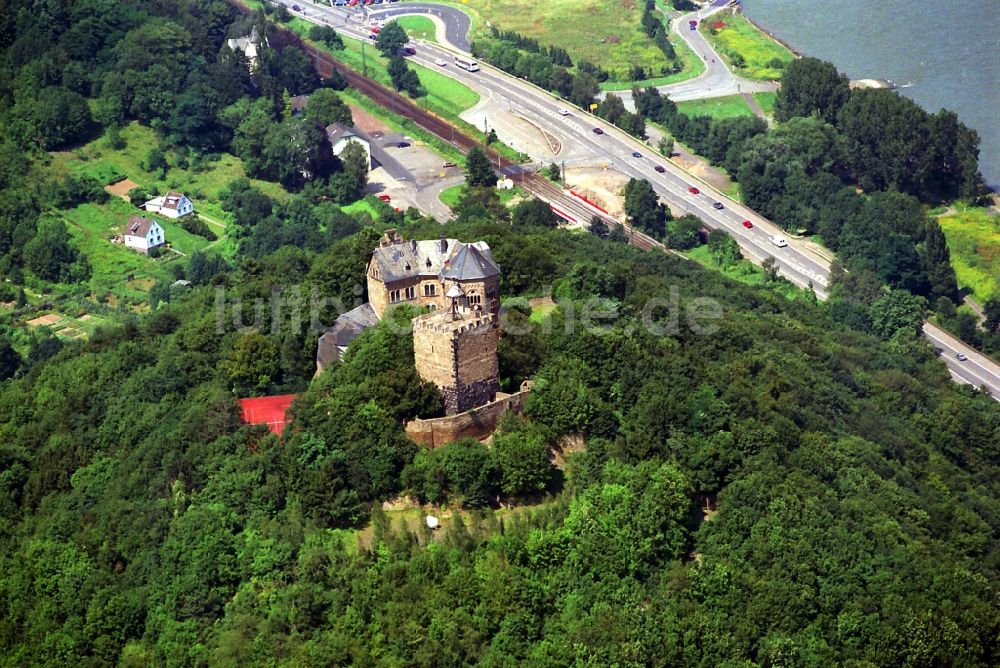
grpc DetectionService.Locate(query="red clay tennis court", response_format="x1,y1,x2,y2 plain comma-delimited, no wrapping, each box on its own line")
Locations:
237,394,297,435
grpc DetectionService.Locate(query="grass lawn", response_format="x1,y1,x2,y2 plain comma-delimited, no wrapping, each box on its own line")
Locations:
701,13,794,81
529,302,557,323
677,95,753,120
459,0,670,83
413,64,481,117
440,184,524,209
440,184,463,209
397,15,438,42
47,122,288,226
600,28,705,91
937,205,1000,301
684,244,810,301
55,197,213,303
342,197,382,220
752,91,777,116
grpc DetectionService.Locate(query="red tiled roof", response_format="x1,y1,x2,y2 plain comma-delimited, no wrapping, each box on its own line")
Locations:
237,394,297,435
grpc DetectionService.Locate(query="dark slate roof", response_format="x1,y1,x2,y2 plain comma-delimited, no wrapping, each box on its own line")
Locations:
441,243,500,281
316,302,379,370
125,215,156,237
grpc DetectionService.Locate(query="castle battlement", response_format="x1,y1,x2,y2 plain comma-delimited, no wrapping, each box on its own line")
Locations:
412,310,495,335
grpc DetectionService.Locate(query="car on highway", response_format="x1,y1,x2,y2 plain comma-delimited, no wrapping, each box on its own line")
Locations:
370,26,381,33
558,108,570,116
742,220,753,229
592,127,604,135
442,161,457,168
291,3,301,10
631,151,642,158
435,58,447,66
713,201,724,210
687,186,700,195
654,165,666,173
378,194,391,202
955,352,968,361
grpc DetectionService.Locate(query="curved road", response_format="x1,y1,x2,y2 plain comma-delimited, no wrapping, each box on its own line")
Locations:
368,2,472,52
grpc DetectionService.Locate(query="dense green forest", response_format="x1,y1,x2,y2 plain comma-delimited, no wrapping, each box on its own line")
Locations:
3,207,1000,665
2,0,1000,666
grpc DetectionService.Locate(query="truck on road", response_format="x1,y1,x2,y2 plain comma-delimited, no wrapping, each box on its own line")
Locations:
770,234,788,248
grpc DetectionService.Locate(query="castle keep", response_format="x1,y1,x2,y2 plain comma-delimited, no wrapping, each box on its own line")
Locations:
317,230,502,416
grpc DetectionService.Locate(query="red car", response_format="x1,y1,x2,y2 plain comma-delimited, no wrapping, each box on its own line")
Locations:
378,194,391,202
742,220,753,229
371,26,380,33
688,186,700,195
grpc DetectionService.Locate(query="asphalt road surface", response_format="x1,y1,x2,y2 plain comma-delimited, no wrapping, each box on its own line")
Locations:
368,2,472,51
280,0,1000,401
611,2,777,106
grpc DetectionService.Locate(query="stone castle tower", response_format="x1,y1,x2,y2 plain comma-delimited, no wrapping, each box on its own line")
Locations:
413,285,500,415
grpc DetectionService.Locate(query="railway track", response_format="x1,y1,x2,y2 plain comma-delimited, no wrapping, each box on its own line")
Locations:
230,1,661,253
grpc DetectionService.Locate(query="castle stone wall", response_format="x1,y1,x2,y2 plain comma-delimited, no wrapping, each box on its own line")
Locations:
405,388,529,447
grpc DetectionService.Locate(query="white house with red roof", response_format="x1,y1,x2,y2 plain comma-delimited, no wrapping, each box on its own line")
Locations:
143,191,193,219
123,216,165,254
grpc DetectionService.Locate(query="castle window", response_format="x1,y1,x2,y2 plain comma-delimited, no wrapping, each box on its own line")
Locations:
428,304,436,311
469,294,481,306
405,286,416,300
390,289,400,303
424,284,436,296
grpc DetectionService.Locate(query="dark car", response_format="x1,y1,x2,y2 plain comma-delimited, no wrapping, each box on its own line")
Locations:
688,186,700,195
742,220,753,229
396,141,411,148
631,151,642,158
713,201,724,210
292,3,301,10
592,127,604,135
654,165,666,173
442,161,457,168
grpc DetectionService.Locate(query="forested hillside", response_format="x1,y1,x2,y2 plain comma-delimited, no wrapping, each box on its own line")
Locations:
2,1,1000,666
2,210,999,665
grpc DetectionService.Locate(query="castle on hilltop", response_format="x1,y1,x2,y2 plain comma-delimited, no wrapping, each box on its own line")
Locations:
317,229,502,416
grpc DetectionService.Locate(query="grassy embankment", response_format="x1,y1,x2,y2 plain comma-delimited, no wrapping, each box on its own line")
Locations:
937,204,1000,301
397,15,437,43
684,245,812,302
445,0,702,90
700,12,794,81
43,122,290,303
439,183,523,209
676,95,753,120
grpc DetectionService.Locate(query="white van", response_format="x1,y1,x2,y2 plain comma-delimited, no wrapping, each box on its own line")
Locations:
770,234,788,248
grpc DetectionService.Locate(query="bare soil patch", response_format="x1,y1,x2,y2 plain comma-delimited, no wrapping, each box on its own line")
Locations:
565,166,630,218
348,103,392,135
104,178,140,201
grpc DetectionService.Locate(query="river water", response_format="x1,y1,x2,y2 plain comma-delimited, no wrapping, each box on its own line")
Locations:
742,0,1000,190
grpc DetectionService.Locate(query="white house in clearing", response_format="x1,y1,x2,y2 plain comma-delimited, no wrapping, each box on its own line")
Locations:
227,25,266,69
144,191,193,218
124,216,165,254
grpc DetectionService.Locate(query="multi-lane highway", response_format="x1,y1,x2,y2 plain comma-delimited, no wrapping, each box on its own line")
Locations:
283,0,831,295
279,0,1000,400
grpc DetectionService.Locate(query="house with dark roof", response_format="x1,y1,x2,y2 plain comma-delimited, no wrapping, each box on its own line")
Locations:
316,229,501,373
123,216,165,254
